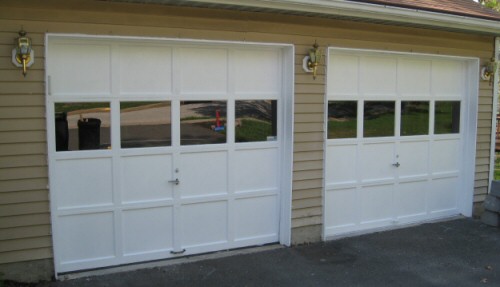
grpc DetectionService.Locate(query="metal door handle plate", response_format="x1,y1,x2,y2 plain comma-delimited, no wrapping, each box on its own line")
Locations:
392,162,400,167
168,178,180,185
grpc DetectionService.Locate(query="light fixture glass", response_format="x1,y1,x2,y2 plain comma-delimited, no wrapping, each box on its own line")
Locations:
12,30,34,77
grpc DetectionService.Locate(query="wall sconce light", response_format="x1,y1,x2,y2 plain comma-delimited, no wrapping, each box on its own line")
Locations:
11,30,34,77
480,57,498,84
302,41,322,79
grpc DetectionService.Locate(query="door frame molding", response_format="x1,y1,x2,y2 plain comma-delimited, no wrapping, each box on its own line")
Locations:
323,47,479,240
45,33,294,276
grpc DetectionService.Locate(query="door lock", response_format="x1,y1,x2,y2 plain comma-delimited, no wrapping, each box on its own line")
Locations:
168,178,180,185
392,162,400,168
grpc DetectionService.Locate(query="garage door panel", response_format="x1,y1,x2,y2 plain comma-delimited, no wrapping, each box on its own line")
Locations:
118,46,172,96
398,141,429,178
122,207,174,256
360,143,395,182
121,154,174,203
234,196,278,241
431,139,460,174
327,54,359,97
431,60,464,97
325,188,357,230
429,177,459,213
325,144,357,185
397,59,431,98
181,201,228,248
234,49,280,96
54,158,113,209
395,181,427,218
360,184,394,223
58,212,115,264
234,149,278,192
360,56,397,98
179,48,228,96
179,151,228,198
49,43,111,97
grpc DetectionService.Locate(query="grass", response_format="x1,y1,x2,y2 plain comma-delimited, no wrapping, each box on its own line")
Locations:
495,152,500,180
236,119,273,142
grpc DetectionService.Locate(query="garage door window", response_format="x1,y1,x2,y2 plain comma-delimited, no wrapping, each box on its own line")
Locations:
363,101,395,137
401,101,429,136
327,101,357,139
181,101,227,145
54,102,111,151
435,101,460,134
235,100,277,142
120,101,172,148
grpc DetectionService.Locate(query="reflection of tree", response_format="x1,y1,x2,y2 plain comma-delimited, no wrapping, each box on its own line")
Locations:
364,102,394,120
329,102,356,119
236,101,273,121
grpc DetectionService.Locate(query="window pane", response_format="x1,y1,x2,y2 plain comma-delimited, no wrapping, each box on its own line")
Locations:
120,101,171,148
235,100,277,143
435,101,460,134
328,101,357,139
181,101,227,145
55,102,111,151
364,101,395,137
401,101,429,136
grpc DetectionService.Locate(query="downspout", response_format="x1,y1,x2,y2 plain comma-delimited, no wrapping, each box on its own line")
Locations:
489,37,500,191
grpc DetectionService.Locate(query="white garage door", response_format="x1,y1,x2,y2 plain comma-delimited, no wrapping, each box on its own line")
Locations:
46,36,291,273
324,49,477,237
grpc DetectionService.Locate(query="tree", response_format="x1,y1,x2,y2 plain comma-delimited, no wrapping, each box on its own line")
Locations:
480,0,500,12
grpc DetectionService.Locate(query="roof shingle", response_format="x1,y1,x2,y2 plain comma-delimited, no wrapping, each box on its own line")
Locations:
347,0,500,21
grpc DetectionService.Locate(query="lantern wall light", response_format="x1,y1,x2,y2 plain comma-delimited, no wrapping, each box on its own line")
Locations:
302,41,322,79
480,57,498,84
12,30,34,77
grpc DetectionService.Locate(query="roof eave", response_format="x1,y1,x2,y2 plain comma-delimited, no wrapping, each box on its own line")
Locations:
181,0,500,35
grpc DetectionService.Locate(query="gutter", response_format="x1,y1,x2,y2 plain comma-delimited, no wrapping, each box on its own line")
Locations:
181,0,500,35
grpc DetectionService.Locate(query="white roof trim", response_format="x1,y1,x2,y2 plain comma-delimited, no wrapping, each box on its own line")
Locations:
182,0,500,34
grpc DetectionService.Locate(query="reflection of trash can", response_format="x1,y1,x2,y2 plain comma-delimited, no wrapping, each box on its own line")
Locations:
78,118,101,150
55,112,69,151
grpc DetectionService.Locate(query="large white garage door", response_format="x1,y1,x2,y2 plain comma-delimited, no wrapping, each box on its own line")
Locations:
47,36,290,273
324,49,477,237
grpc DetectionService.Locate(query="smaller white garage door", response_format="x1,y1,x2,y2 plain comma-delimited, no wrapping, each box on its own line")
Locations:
46,36,292,273
324,49,477,237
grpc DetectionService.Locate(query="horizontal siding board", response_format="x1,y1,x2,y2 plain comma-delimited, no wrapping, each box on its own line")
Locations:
0,107,46,119
0,131,47,144
0,166,47,180
0,119,46,132
292,197,322,209
292,216,322,228
0,190,48,205
292,188,322,200
292,207,322,219
0,95,45,107
0,248,52,264
294,151,324,161
0,213,50,229
293,160,323,171
0,224,51,241
0,201,50,217
294,123,324,133
293,179,323,190
294,132,324,143
0,236,52,253
294,104,324,114
294,142,324,152
0,154,47,168
0,178,48,193
0,143,47,156
293,169,323,181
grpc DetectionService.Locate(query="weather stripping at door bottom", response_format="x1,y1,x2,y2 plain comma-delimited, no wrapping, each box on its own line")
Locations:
170,249,186,255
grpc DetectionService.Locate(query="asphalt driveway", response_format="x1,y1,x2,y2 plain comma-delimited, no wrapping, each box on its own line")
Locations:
35,218,500,286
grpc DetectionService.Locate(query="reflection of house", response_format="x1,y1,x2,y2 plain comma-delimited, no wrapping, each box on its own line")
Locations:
1,0,500,283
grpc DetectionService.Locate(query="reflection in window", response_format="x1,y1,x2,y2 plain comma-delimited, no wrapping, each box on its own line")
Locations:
401,101,429,136
54,102,111,151
435,101,460,134
364,101,395,137
181,101,227,145
235,100,277,142
328,101,357,139
121,102,171,148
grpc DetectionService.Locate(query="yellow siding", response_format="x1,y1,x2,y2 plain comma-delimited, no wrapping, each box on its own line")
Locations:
0,0,496,264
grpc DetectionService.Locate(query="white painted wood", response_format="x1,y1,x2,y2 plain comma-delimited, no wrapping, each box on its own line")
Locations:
324,48,477,238
46,35,292,274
